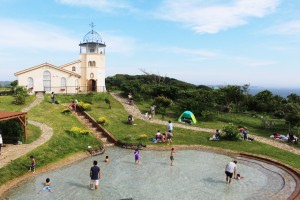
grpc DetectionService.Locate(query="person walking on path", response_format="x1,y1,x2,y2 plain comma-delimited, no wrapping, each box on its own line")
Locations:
51,92,55,104
90,160,101,190
225,160,237,184
170,148,175,166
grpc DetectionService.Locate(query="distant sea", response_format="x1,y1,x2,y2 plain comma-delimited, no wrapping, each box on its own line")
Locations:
210,85,300,98
249,87,300,98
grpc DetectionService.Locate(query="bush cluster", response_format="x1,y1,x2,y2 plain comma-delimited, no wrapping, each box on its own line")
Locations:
77,101,92,111
97,116,109,126
68,127,90,137
221,123,240,141
14,86,28,105
61,108,71,114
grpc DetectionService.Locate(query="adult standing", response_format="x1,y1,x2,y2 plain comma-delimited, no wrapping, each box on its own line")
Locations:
167,121,173,133
225,160,237,184
51,92,55,104
90,160,101,190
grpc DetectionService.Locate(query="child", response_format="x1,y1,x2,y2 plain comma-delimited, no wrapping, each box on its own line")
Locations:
38,178,52,193
134,149,140,164
105,155,110,163
236,174,244,180
170,148,175,166
28,155,36,173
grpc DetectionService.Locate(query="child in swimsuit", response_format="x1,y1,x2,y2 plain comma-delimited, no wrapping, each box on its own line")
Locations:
105,155,110,163
38,178,52,193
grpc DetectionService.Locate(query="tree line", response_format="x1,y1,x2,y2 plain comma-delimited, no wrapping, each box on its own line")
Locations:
106,74,300,128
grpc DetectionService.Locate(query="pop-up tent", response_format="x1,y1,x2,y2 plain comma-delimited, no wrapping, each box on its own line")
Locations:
178,110,197,124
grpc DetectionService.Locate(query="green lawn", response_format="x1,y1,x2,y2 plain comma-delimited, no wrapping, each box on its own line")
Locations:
0,97,101,185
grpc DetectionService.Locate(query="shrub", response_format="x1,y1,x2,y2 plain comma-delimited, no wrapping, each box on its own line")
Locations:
97,117,109,126
13,86,28,105
61,108,71,114
77,101,92,111
68,127,90,137
201,110,216,121
221,123,240,141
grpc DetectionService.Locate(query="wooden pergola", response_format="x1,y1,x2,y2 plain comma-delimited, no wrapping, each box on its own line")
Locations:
0,111,28,142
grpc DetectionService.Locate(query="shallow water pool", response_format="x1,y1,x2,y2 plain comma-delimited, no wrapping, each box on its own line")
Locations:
4,147,296,200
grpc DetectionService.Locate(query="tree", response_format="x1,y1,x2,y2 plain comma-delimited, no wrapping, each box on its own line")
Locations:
154,96,173,119
284,103,300,127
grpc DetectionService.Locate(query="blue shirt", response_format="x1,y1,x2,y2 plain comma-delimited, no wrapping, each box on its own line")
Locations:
90,166,100,180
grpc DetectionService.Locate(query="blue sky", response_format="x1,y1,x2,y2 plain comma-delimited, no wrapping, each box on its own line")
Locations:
0,0,299,88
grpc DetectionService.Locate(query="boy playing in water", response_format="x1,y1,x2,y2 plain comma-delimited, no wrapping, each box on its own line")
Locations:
38,178,52,193
28,155,36,173
105,155,110,163
170,148,175,166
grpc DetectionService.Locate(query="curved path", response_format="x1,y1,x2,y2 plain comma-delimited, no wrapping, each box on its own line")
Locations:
111,93,300,156
0,93,53,168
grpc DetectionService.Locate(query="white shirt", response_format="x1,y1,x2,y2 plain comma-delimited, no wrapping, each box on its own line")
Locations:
167,123,173,131
0,134,3,144
225,162,237,173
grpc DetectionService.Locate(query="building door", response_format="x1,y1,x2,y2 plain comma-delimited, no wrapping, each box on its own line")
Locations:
88,79,96,92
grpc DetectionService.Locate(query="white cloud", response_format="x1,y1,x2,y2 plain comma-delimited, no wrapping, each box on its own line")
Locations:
0,19,137,55
265,20,300,35
56,0,135,12
0,19,78,51
157,0,280,34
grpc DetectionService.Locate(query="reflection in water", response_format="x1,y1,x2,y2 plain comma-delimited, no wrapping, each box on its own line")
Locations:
4,147,295,200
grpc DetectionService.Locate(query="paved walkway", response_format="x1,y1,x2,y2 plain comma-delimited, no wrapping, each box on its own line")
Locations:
111,93,300,155
0,93,53,168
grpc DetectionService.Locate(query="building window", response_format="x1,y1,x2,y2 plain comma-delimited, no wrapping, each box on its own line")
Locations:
72,66,76,71
88,61,96,67
43,71,51,92
27,77,34,88
61,77,67,87
90,73,94,78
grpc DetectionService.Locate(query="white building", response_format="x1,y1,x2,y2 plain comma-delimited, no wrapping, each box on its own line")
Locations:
15,28,106,94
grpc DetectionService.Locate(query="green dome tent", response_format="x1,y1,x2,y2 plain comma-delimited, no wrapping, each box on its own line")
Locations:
178,111,197,124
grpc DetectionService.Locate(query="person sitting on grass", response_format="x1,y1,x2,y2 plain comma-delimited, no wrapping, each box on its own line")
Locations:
128,115,134,125
155,130,162,142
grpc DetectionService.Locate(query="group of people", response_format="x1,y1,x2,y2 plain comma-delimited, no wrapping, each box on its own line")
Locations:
153,121,174,144
270,132,298,143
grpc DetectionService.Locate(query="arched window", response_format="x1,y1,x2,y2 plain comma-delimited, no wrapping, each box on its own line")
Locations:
43,71,51,91
61,77,67,87
72,66,76,71
88,61,96,67
27,77,34,88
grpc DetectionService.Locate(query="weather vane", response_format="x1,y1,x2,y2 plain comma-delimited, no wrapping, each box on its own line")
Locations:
89,22,95,30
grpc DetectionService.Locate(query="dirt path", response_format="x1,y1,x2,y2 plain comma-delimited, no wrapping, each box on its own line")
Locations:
110,93,300,155
0,93,53,168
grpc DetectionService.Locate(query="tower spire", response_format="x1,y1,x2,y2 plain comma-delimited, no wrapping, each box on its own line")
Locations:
89,22,95,31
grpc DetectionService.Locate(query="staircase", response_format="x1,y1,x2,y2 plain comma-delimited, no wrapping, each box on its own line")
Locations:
72,110,115,147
